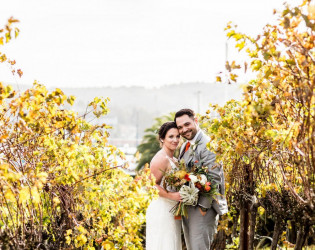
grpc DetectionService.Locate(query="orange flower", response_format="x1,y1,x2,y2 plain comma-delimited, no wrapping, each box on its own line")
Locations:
205,185,211,192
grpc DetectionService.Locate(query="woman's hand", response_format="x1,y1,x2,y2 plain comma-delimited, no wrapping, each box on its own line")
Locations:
168,192,182,202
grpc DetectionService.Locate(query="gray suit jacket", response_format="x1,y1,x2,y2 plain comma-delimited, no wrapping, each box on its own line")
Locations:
179,130,228,215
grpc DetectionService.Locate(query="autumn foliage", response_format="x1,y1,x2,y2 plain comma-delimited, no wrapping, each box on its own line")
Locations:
202,1,314,249
1,0,314,248
0,19,156,249
0,17,22,77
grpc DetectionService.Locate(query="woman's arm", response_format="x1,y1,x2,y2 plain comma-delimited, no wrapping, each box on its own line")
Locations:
150,155,181,202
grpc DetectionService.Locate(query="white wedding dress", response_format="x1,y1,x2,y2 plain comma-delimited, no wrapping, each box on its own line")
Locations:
146,156,182,250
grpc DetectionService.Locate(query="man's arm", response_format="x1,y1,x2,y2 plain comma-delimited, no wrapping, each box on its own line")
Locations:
197,145,224,209
199,146,222,187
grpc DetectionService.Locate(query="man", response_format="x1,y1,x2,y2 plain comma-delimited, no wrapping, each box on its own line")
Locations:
174,108,228,250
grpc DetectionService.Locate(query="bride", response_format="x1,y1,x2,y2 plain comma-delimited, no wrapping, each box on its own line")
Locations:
146,121,182,250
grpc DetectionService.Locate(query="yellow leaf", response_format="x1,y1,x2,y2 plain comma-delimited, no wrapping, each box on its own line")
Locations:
65,235,71,245
102,241,115,250
235,41,245,51
53,197,60,205
15,27,19,38
19,188,30,203
235,141,244,154
5,32,10,43
8,17,19,23
308,4,315,20
67,95,76,105
31,187,41,204
5,189,15,202
230,73,238,82
0,53,7,62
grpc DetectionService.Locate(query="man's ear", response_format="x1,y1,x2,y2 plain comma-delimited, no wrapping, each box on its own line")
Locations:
194,116,199,126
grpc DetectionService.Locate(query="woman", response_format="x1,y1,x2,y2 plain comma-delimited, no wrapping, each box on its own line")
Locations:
146,121,182,250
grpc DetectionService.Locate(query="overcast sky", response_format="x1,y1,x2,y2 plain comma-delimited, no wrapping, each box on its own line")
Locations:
1,0,296,88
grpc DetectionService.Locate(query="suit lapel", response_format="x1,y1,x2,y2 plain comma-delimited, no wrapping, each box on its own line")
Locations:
181,131,204,168
179,142,187,160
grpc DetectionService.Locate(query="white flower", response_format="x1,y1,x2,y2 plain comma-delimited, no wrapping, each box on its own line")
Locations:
179,183,199,206
188,174,198,183
191,140,201,152
199,174,207,185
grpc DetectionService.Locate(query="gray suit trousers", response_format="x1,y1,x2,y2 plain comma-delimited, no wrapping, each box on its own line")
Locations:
182,206,219,250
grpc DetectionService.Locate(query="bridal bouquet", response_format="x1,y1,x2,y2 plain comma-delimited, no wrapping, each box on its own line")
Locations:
162,160,189,192
163,160,218,219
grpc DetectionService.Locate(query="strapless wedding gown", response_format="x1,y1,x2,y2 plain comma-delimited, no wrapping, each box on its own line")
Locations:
146,157,182,250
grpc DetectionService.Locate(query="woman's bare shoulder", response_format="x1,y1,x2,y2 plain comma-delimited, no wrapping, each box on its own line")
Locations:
150,150,168,168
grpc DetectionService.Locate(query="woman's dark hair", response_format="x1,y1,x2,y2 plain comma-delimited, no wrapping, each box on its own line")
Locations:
158,121,177,140
174,108,195,122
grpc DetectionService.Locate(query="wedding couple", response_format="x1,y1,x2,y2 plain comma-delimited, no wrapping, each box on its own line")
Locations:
146,109,228,250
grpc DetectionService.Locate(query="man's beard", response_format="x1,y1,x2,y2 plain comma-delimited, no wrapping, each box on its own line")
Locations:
182,130,196,140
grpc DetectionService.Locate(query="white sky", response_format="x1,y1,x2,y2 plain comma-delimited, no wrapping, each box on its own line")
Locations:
0,0,296,88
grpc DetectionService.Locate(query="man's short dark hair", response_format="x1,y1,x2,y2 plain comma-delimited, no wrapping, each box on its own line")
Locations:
174,109,195,122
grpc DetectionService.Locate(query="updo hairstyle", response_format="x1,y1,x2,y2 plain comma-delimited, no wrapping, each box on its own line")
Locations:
158,121,177,143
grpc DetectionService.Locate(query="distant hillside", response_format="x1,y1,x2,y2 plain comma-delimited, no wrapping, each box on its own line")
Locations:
10,82,243,146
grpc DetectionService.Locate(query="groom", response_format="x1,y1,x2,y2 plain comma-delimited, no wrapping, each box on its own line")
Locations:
174,108,228,250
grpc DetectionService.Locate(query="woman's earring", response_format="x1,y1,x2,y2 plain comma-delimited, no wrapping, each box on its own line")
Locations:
161,140,164,143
